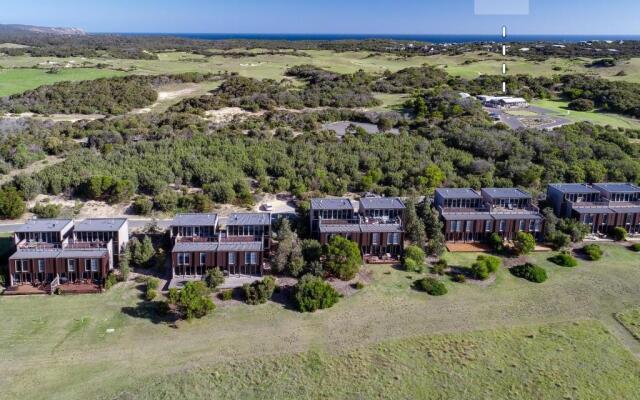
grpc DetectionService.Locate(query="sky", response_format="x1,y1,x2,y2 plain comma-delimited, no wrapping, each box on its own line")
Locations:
1,0,639,35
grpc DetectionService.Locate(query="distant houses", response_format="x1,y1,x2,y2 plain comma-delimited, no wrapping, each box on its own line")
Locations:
477,95,529,109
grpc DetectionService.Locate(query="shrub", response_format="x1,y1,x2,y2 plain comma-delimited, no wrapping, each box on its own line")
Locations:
133,197,153,215
167,288,180,305
452,274,466,283
477,255,501,273
630,243,640,252
431,259,448,275
31,202,62,218
353,281,365,290
105,273,117,290
146,277,160,290
471,261,490,280
293,274,340,312
205,268,225,290
404,258,422,273
513,232,536,255
510,263,548,283
177,281,214,320
415,277,447,296
583,244,603,261
488,233,504,253
548,253,578,268
324,236,362,280
145,288,157,301
404,245,426,267
610,227,628,242
243,276,277,305
219,289,234,301
568,98,595,111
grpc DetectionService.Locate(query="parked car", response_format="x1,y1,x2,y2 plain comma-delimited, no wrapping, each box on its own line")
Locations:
262,203,274,212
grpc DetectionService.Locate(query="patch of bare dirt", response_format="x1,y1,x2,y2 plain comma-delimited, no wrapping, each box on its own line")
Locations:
204,107,264,124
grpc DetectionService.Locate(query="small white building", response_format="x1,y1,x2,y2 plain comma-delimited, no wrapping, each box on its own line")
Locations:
478,95,529,109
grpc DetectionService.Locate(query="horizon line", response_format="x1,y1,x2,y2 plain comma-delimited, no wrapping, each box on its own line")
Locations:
89,31,640,36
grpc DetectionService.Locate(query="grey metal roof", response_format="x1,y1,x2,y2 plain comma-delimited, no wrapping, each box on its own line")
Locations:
490,212,543,220
593,183,640,194
572,206,616,214
482,188,531,199
610,206,640,213
359,223,403,233
441,212,493,221
548,183,600,194
73,218,127,232
9,249,61,260
359,197,406,210
217,242,263,252
171,213,218,227
226,213,270,226
14,219,73,233
435,188,482,199
58,249,108,258
319,224,361,233
310,198,354,210
172,241,218,253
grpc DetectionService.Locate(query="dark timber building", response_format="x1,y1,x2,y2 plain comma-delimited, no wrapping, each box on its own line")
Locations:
547,183,640,235
435,188,543,242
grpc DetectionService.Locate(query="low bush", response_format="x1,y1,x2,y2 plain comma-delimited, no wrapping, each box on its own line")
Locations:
477,255,501,273
431,259,448,275
218,289,234,301
630,243,640,252
145,288,157,301
610,227,628,242
404,245,426,271
404,258,422,273
415,277,447,296
293,274,340,312
205,268,225,290
353,281,365,290
105,273,117,290
510,263,548,283
548,252,578,268
452,274,466,283
147,277,160,290
471,261,490,280
243,276,277,305
583,244,603,261
167,288,180,305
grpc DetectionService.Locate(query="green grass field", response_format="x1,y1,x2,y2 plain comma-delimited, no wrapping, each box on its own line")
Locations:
0,68,125,97
532,99,640,129
617,307,640,341
2,50,640,97
1,244,639,399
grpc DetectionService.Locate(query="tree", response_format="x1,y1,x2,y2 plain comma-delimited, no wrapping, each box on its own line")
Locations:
177,281,215,320
133,197,153,215
31,202,61,218
404,245,426,271
205,268,225,290
404,196,426,246
0,187,26,220
568,98,595,111
131,236,156,268
513,232,536,255
293,274,340,312
610,227,627,242
421,199,445,256
273,219,305,276
488,233,504,253
471,261,490,280
324,236,362,281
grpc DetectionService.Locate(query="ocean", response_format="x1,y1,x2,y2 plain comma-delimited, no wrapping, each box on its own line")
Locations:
115,33,640,43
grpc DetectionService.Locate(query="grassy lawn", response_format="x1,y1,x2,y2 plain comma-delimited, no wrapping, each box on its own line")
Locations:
505,110,539,117
532,99,640,129
1,244,639,399
0,68,125,97
616,307,640,341
120,320,640,400
2,51,640,97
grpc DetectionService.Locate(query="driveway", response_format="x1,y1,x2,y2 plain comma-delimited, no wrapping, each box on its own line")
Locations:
485,106,572,131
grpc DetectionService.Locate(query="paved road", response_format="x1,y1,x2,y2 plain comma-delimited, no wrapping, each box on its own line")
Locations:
485,106,572,131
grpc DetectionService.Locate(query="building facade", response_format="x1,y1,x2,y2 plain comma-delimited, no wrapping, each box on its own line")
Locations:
435,188,543,243
547,183,640,234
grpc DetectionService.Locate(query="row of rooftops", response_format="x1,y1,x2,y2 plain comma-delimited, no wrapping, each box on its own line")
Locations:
319,222,403,234
170,213,270,227
548,183,640,196
15,218,127,234
173,240,263,253
9,245,109,260
310,197,406,211
435,188,532,200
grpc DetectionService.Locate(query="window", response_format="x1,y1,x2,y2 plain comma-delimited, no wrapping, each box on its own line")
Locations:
454,221,462,233
229,252,236,265
67,259,76,272
387,233,400,245
91,259,99,272
38,259,45,273
485,220,493,232
465,221,473,232
519,220,526,231
529,220,536,231
245,252,258,265
16,260,27,272
177,253,190,265
200,253,207,266
372,233,380,245
499,220,506,232
626,214,633,225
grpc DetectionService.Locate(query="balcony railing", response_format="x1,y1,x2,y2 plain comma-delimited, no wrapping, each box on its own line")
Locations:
569,200,640,210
